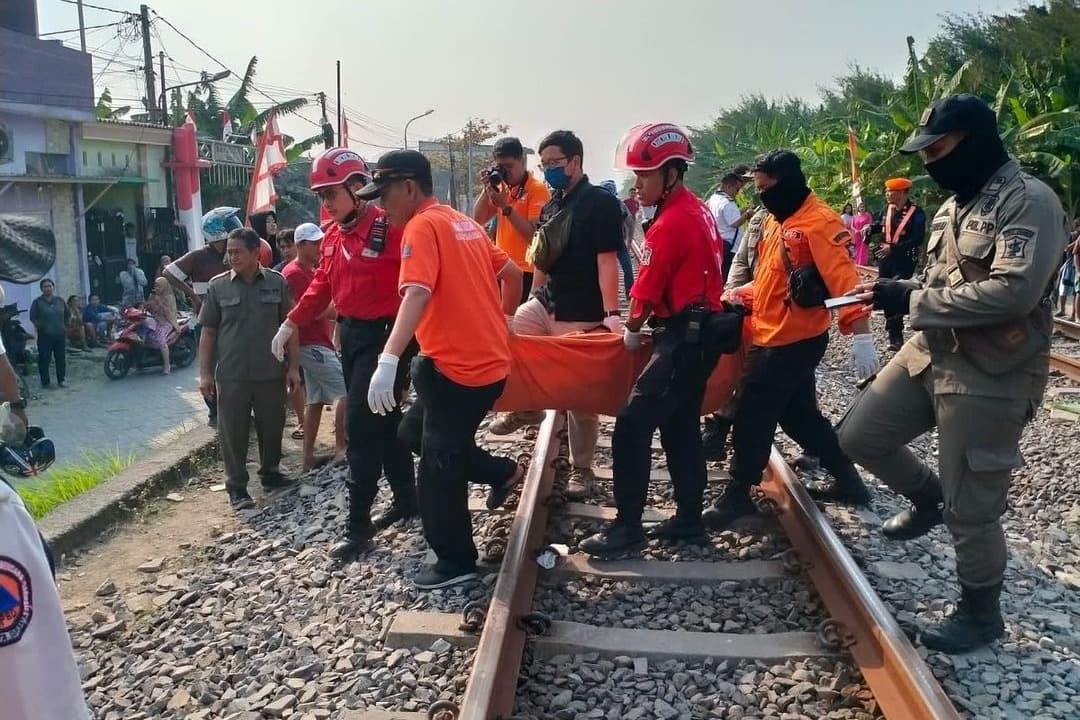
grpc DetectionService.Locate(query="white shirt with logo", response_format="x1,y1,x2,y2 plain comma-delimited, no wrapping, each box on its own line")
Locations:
707,191,743,251
0,482,90,720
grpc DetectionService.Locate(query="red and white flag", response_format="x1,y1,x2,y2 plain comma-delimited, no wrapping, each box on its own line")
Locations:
341,115,350,148
246,113,288,217
221,110,231,141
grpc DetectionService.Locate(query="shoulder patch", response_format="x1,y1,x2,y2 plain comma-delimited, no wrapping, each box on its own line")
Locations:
402,243,412,259
931,218,948,232
782,228,804,242
831,230,852,246
1001,227,1036,260
640,244,653,265
0,556,33,648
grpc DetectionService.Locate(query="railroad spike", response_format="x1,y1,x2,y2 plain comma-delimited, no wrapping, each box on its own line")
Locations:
517,611,553,637
459,601,487,634
428,699,460,720
816,618,856,651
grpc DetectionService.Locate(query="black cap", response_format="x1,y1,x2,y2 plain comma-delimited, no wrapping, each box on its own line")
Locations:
354,150,432,201
748,149,803,180
900,93,998,154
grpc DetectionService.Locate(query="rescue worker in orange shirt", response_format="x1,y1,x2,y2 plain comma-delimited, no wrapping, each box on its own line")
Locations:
270,148,418,562
359,150,525,590
703,150,880,530
580,124,742,556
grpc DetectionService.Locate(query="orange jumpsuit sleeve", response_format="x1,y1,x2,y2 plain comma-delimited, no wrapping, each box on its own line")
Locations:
806,219,869,334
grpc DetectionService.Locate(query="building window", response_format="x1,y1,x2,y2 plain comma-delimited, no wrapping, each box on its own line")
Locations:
24,151,72,176
111,153,116,166
97,151,102,166
82,151,87,166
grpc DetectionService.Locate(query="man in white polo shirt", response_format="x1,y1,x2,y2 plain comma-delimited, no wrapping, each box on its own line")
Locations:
707,166,754,280
0,287,90,719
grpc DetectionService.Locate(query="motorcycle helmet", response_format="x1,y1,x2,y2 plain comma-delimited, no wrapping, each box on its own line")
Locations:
0,426,56,477
201,207,244,244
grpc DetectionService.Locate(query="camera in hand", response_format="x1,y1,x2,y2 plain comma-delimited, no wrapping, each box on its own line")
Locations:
487,166,504,189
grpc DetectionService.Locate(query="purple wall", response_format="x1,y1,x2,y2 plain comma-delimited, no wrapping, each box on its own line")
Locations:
0,27,93,113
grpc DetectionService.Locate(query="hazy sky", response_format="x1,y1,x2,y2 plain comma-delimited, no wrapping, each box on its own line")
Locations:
38,0,1020,180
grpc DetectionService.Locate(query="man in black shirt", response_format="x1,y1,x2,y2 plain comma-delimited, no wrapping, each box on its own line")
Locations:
488,130,624,499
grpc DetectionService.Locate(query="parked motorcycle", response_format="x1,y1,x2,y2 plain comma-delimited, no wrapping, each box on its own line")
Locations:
0,302,31,375
103,307,196,379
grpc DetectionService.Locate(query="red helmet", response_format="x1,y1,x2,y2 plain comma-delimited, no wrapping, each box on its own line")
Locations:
310,147,371,190
615,123,694,172
258,238,273,267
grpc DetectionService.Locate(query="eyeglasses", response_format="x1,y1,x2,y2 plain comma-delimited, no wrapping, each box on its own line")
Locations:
539,155,569,170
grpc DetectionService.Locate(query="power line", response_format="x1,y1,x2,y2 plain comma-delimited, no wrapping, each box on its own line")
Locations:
58,0,134,16
41,20,124,36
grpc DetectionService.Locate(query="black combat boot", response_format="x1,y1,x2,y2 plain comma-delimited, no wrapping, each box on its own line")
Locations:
882,476,943,540
371,503,417,530
701,415,733,461
921,582,1005,653
790,454,820,472
329,487,376,562
701,483,757,531
579,521,647,557
806,462,871,507
649,513,707,543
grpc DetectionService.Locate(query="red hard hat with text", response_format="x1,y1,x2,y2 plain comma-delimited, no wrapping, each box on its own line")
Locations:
310,148,372,190
615,123,694,172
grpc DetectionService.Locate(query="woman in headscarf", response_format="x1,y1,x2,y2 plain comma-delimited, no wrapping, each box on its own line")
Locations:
145,276,179,374
249,210,281,266
850,201,873,266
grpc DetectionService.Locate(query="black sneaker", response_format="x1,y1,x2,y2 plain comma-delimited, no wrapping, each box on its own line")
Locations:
228,488,255,511
259,472,295,491
649,514,707,543
578,522,647,557
412,563,478,590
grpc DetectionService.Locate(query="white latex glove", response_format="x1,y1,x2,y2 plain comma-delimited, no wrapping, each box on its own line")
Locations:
271,320,296,362
367,353,400,415
602,314,624,334
623,327,643,350
851,333,880,382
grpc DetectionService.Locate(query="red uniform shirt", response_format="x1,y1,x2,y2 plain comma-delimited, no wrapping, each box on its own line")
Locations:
281,260,334,348
287,204,403,326
631,186,725,318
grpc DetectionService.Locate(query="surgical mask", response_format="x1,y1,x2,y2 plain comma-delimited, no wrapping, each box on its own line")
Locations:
924,133,1009,205
758,175,811,222
544,166,570,190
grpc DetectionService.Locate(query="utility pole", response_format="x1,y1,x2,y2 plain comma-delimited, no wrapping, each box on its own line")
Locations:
317,91,334,147
159,51,167,126
139,5,157,120
76,0,87,52
447,135,457,210
335,61,342,145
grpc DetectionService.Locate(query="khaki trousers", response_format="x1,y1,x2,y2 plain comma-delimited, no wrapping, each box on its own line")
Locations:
838,360,1029,587
217,378,287,490
513,297,602,469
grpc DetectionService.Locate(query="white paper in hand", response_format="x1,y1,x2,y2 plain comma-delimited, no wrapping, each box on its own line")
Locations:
824,296,867,310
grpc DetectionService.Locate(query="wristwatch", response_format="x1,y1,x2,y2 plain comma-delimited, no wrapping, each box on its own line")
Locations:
501,206,513,217
10,398,26,410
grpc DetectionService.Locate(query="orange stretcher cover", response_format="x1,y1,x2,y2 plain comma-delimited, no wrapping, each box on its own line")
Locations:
491,322,750,417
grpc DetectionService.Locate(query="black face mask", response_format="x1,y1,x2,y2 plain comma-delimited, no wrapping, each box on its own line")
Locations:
924,133,1009,205
759,176,811,222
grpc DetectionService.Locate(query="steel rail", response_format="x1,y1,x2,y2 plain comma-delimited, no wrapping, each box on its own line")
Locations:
757,447,962,719
451,411,565,720
1050,352,1080,382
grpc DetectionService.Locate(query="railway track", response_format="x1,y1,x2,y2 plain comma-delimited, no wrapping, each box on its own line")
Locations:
856,265,1080,384
372,413,962,720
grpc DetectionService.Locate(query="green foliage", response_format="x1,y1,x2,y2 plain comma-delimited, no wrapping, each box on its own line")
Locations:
16,450,133,520
95,88,130,121
687,1,1080,218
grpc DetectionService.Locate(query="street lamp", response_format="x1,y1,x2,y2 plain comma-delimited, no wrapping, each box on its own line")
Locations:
404,108,435,150
160,70,232,126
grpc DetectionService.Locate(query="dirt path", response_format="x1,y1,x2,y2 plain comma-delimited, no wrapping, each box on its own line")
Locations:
58,411,340,629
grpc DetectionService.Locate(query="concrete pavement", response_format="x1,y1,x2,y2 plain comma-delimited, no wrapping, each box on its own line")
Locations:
24,347,207,474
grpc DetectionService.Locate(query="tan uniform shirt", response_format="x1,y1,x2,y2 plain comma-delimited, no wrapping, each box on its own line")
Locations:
727,208,769,287
199,266,294,383
897,159,1068,399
